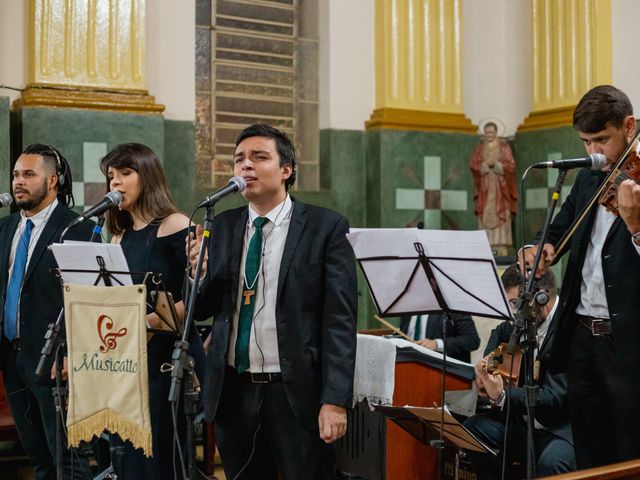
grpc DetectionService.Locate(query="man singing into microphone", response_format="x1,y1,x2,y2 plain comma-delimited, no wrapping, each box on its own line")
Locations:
0,144,94,478
521,85,640,469
189,124,357,479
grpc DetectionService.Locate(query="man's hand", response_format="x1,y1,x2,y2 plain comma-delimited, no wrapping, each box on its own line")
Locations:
415,338,437,351
475,356,504,401
185,224,207,278
51,357,68,381
518,243,555,278
618,179,640,237
318,404,347,443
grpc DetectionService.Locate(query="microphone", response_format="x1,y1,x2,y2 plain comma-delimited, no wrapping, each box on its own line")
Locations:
532,153,607,170
196,176,247,209
0,192,13,208
68,191,122,227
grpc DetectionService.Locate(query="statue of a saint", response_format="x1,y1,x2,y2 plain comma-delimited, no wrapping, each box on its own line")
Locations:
469,122,517,256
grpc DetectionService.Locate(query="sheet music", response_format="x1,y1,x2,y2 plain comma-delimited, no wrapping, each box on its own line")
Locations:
405,404,496,454
388,338,473,368
347,228,511,320
50,242,132,286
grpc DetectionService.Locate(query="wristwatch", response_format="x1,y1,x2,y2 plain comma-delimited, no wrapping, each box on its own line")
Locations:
490,389,506,406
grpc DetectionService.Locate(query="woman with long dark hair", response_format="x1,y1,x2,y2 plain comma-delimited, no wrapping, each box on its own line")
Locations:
100,143,204,479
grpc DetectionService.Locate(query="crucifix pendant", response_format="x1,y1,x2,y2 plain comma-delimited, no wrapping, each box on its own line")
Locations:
243,289,255,305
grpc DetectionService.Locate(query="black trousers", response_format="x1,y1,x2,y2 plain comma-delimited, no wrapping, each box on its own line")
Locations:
3,346,91,480
215,367,335,480
463,412,575,479
568,321,640,469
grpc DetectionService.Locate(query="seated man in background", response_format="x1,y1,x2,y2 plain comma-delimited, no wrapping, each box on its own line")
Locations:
399,313,480,363
463,264,575,479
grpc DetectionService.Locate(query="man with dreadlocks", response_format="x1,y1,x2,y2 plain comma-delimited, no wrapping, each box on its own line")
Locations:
0,144,94,479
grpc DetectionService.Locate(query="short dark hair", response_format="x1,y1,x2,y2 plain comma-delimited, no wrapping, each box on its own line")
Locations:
573,85,633,133
484,122,498,132
501,263,557,298
21,143,74,207
235,124,297,190
100,143,178,235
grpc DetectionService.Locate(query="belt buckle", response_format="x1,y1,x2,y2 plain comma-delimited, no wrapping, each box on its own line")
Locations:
590,319,609,336
250,372,269,384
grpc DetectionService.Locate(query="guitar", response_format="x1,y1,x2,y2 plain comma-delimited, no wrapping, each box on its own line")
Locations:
485,342,522,385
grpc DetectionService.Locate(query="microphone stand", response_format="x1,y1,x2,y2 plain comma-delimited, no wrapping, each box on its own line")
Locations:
53,342,68,480
507,168,567,480
39,216,105,479
168,205,213,479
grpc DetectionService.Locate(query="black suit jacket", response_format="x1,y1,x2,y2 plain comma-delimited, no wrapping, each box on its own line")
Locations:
0,203,95,381
199,199,358,431
540,169,640,378
399,313,480,362
483,304,572,444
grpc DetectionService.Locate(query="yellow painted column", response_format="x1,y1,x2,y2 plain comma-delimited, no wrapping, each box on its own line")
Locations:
519,0,611,131
366,0,474,133
15,0,163,114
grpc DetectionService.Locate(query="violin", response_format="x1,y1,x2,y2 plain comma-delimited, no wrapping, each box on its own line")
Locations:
598,140,640,215
554,130,640,258
485,342,522,385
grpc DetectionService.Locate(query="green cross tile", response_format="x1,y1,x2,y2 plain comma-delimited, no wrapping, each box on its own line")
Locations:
525,152,574,211
395,155,468,228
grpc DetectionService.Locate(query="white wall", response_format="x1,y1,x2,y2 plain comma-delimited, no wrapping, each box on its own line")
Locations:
0,1,27,105
146,0,195,121
319,0,375,131
612,0,640,115
463,0,530,136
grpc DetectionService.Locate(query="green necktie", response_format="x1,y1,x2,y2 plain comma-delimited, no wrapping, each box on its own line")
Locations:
413,315,423,341
235,216,268,373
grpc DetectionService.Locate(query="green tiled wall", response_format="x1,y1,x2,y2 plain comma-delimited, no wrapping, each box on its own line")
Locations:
514,126,585,244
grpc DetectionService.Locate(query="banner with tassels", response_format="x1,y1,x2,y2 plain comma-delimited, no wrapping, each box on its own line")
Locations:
64,283,152,456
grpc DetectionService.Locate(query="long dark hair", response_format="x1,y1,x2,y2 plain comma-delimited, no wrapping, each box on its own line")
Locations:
100,143,178,235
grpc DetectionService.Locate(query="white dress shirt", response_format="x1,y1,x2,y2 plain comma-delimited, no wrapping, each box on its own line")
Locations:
8,199,59,338
406,314,444,351
227,195,292,373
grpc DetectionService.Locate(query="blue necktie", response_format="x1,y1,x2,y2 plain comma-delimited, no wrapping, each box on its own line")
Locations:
235,217,268,373
4,219,34,342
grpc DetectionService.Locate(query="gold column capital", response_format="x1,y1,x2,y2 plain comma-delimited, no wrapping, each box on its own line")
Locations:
370,0,469,131
19,0,163,114
519,0,611,132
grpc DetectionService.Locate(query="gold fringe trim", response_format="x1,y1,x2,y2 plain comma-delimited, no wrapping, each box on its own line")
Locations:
67,409,152,457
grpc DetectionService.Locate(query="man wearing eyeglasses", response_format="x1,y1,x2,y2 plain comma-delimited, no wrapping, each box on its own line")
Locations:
463,264,575,479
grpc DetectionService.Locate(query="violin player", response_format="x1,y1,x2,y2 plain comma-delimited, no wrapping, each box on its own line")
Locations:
520,85,640,469
463,265,575,478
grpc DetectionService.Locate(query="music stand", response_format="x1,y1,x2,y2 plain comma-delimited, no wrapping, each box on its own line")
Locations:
374,404,496,480
347,228,511,479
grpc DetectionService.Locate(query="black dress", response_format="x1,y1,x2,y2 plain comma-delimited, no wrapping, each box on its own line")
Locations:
112,223,205,479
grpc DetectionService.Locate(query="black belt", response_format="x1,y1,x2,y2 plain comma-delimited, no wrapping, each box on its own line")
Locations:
577,315,612,336
9,339,20,350
240,371,282,384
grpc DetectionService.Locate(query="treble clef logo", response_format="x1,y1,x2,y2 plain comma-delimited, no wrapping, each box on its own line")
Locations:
98,314,128,353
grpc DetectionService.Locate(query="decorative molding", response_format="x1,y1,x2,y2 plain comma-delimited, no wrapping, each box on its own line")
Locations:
13,84,165,115
517,105,575,132
29,0,147,90
366,107,476,133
